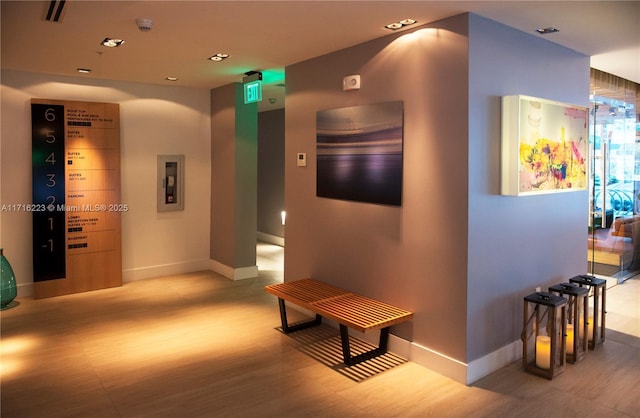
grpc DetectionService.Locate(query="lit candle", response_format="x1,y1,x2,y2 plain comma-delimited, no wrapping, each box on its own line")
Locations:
566,324,574,355
588,316,594,342
536,335,551,369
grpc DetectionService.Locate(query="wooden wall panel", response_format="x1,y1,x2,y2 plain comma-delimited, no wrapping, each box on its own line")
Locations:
31,99,122,299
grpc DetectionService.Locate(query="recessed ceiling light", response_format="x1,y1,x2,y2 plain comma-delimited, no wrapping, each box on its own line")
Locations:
536,27,559,35
209,53,229,61
136,18,153,32
385,18,417,31
165,77,178,81
101,38,125,47
77,68,92,74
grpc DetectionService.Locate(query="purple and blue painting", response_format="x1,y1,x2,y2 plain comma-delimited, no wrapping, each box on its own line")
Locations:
316,101,403,206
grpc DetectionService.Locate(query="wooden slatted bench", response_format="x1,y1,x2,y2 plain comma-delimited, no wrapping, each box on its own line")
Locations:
265,278,413,365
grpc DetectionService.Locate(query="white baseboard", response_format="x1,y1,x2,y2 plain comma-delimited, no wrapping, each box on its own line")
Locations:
410,342,469,384
410,339,522,385
123,258,210,282
16,258,254,296
466,340,521,384
17,259,210,296
16,282,34,298
209,259,258,281
257,232,284,246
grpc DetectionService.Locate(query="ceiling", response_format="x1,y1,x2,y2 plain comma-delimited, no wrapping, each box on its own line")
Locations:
2,1,638,112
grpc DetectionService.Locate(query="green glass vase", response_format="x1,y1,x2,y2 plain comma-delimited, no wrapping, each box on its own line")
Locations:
1,248,17,309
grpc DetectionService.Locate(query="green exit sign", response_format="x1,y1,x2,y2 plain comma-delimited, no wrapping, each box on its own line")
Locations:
244,80,262,104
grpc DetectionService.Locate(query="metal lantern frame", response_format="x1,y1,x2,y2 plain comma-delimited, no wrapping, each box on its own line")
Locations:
549,283,589,364
522,292,567,380
569,275,606,349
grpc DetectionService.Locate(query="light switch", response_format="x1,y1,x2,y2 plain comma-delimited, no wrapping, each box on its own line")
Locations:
297,152,307,167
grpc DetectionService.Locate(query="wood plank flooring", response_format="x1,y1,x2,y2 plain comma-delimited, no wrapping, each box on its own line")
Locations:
1,244,638,417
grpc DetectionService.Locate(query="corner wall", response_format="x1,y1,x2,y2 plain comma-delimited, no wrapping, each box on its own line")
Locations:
210,83,258,280
284,13,590,384
285,14,471,370
0,70,212,294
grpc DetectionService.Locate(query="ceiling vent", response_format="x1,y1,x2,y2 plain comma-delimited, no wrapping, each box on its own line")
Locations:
44,0,66,22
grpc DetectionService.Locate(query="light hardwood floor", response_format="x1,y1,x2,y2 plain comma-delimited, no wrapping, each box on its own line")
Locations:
1,244,638,418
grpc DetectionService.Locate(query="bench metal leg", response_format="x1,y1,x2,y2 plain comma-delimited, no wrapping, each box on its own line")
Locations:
339,325,390,366
278,298,321,333
340,324,352,364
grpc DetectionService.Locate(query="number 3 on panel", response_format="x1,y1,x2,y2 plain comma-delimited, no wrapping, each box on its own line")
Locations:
46,173,56,187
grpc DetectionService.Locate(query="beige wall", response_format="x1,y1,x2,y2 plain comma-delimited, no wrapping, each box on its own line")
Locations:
0,70,212,293
210,84,238,268
285,14,470,358
210,83,258,278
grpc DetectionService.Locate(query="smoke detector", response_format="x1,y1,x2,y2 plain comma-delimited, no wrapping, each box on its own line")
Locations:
136,18,153,32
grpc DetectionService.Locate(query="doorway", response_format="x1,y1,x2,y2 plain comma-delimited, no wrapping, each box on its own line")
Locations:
256,107,285,282
587,69,640,283
256,241,284,282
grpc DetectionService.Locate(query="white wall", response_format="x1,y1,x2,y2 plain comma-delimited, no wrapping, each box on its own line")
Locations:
464,14,590,379
1,70,211,295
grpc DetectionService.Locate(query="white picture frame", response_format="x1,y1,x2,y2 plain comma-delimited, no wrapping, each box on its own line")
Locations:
501,95,589,196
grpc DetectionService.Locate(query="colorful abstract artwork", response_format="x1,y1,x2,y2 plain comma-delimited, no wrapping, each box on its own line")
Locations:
316,101,403,206
501,95,588,196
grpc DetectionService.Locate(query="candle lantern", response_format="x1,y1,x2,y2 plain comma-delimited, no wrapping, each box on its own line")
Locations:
521,292,567,379
548,283,588,363
569,275,606,349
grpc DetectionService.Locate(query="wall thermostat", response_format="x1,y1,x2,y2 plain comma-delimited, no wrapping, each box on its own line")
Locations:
342,75,361,91
297,152,307,167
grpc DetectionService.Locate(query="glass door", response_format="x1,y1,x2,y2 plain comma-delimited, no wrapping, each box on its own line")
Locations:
587,70,640,283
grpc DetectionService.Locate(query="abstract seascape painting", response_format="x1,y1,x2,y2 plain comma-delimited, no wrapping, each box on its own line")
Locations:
316,101,403,206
